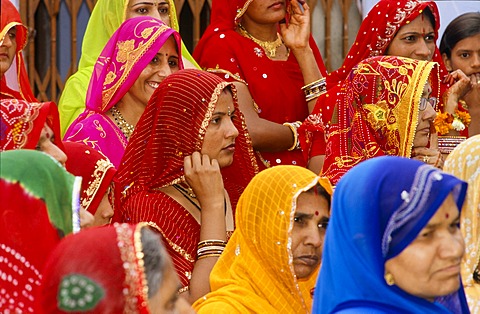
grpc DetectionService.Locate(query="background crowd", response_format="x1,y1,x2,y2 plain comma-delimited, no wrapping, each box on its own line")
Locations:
1,0,479,313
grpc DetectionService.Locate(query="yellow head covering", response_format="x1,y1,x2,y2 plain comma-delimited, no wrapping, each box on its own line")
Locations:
444,134,480,313
194,165,332,313
58,0,199,134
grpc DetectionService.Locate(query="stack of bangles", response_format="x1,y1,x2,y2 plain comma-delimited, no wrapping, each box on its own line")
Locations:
283,121,302,151
438,136,467,154
301,78,327,102
196,239,227,260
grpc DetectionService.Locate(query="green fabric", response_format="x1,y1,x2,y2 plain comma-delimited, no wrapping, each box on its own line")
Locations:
57,274,105,311
0,150,78,235
58,0,199,135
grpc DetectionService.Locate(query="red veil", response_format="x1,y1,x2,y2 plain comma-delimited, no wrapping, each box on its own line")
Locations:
0,0,36,101
113,69,259,288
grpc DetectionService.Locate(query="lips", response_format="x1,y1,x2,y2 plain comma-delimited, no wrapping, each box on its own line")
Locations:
296,255,320,267
223,143,236,152
436,263,461,276
147,81,160,89
268,1,284,8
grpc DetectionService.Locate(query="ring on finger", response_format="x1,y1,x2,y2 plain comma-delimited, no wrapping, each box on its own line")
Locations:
423,156,429,163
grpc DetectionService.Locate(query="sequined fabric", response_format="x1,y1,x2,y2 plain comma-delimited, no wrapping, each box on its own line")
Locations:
40,223,151,313
444,135,480,313
1,99,64,152
113,69,259,288
193,166,328,313
193,0,327,167
320,56,439,185
63,17,183,168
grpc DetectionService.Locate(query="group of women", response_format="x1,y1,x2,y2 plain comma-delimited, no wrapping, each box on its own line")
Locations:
1,0,479,312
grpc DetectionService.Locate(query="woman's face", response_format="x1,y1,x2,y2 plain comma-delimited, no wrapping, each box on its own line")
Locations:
413,82,436,149
126,0,171,27
386,13,436,61
125,36,179,107
291,190,329,279
0,27,17,76
201,89,239,168
148,257,195,314
242,0,286,25
37,123,68,167
442,33,480,76
91,191,114,227
384,194,465,301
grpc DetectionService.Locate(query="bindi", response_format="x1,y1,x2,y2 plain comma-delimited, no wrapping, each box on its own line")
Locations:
315,211,319,216
445,213,449,219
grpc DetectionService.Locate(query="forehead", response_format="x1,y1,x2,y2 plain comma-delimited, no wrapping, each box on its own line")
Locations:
398,13,435,33
295,191,329,215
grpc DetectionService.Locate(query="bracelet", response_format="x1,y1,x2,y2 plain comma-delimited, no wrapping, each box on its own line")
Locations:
301,78,326,102
433,109,471,135
197,239,227,249
438,136,467,154
197,253,222,260
283,121,302,151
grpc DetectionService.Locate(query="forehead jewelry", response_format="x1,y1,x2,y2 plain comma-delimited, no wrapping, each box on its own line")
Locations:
227,107,232,116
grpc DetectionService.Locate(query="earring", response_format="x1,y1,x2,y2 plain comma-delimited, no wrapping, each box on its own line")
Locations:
384,273,395,286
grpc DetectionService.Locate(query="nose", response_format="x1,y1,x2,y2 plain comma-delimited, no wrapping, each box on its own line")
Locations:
421,102,436,122
472,53,480,68
102,204,114,220
438,229,465,260
80,207,94,229
0,33,13,47
305,226,323,248
43,142,68,167
415,40,433,61
156,63,173,81
226,118,239,139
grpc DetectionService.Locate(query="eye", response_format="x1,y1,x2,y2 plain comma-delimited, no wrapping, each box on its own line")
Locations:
151,56,160,64
460,52,470,59
403,35,416,42
159,7,169,14
424,34,435,42
294,216,304,225
136,7,148,14
449,220,461,233
210,117,221,124
420,230,433,239
168,58,178,68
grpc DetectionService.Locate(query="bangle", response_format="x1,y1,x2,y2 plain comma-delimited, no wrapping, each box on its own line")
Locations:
283,121,302,151
433,109,471,135
438,136,466,154
197,253,222,260
197,240,227,249
301,78,326,102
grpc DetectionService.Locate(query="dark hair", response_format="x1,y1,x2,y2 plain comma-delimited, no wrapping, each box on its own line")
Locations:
423,7,437,34
440,12,480,58
307,183,332,209
141,227,167,299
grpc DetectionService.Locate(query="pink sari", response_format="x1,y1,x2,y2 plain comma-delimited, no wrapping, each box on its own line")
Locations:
63,16,183,168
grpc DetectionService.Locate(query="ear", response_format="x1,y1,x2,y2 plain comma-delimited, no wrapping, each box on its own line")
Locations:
442,53,453,72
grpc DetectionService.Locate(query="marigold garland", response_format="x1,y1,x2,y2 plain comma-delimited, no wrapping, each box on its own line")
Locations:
434,109,471,135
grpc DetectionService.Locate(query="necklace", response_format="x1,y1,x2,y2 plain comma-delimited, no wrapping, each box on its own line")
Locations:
173,184,201,212
238,24,283,59
110,105,135,139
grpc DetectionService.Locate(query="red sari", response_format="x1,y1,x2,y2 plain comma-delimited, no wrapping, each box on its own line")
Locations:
301,0,451,159
113,69,259,289
0,0,36,101
193,0,327,167
321,56,440,185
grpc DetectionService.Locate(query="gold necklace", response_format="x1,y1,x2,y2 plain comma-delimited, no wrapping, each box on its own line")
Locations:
238,24,283,59
110,105,135,139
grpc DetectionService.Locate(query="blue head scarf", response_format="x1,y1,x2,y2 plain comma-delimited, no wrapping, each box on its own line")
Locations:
313,156,470,313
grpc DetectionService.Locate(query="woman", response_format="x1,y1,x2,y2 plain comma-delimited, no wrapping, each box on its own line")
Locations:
114,69,259,303
58,0,198,134
0,150,88,313
320,56,443,185
194,0,327,168
1,98,67,166
64,141,117,227
441,12,480,138
64,17,183,168
40,223,194,313
0,0,36,101
193,165,332,313
302,0,471,173
444,135,480,313
313,156,469,313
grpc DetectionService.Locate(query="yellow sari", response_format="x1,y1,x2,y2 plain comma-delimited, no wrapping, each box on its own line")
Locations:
444,135,480,313
193,165,332,313
58,0,199,134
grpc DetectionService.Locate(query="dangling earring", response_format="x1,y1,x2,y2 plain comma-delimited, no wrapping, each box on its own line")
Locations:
384,272,395,286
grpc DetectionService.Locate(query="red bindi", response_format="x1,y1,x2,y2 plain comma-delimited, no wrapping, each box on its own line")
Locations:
315,211,319,216
445,213,449,219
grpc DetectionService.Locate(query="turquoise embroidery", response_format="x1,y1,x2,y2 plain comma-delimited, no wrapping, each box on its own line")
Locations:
58,274,104,311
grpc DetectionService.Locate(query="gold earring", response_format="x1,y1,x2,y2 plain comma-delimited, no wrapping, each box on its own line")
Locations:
384,273,395,286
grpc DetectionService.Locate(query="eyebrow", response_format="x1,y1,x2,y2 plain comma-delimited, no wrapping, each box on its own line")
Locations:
131,1,169,7
295,212,329,220
398,31,435,36
424,212,461,229
212,108,236,116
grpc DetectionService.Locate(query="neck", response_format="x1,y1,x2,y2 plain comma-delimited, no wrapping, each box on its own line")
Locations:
115,97,146,127
239,19,279,42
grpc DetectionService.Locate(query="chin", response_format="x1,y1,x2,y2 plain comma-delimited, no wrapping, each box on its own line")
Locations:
219,157,234,168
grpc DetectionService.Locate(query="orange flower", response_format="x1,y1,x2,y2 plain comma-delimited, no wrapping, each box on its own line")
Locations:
433,112,453,135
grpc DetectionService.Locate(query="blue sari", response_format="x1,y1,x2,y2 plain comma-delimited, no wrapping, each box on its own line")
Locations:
313,156,470,313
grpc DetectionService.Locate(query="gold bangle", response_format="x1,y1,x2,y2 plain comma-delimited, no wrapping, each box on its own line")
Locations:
438,136,466,154
283,121,302,151
197,253,222,260
197,240,227,249
302,78,327,102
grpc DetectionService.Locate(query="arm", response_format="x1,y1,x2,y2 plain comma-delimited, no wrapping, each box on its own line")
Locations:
233,82,297,152
464,73,480,137
181,152,227,303
280,0,324,113
442,69,472,135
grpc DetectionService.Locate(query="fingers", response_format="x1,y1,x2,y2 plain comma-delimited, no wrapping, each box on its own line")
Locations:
412,148,444,169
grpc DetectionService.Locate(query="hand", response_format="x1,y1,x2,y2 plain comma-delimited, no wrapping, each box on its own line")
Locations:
463,72,480,109
184,152,225,211
443,70,472,113
279,0,310,51
412,147,444,169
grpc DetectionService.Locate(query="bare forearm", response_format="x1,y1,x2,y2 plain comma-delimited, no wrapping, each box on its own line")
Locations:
292,46,323,113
